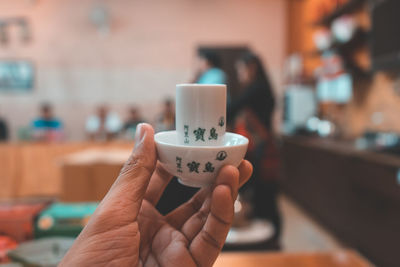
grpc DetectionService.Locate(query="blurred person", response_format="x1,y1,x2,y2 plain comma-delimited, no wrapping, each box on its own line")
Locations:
31,103,63,142
123,106,145,139
192,49,226,84
228,52,282,243
154,98,175,132
60,123,253,266
86,105,122,141
0,115,8,141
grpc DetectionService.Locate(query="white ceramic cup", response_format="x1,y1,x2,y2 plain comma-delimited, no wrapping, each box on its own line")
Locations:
176,84,226,146
155,131,248,187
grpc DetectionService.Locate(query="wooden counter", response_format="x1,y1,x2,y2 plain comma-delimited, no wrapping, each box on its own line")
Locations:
215,250,372,267
282,135,400,267
60,148,132,202
0,142,132,199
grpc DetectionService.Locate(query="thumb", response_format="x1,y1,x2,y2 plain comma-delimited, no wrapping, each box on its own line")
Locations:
99,123,157,218
59,124,157,265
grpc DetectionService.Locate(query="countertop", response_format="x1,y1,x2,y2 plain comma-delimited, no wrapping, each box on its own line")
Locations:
281,135,400,167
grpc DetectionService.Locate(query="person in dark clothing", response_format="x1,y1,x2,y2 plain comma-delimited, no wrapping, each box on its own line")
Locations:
0,117,9,141
228,52,275,129
228,52,282,243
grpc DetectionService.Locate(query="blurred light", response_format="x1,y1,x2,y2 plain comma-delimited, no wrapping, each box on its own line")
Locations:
397,169,400,185
371,111,384,126
333,251,349,264
317,120,333,137
355,138,368,150
234,199,242,213
331,16,357,43
89,4,110,36
306,116,320,132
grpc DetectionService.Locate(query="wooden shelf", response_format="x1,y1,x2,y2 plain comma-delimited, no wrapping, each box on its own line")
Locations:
316,0,367,26
343,58,372,78
333,29,368,53
312,29,368,55
310,29,372,78
335,29,372,77
282,135,400,267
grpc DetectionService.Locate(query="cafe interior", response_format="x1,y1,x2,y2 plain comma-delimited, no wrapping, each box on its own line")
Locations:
0,0,399,266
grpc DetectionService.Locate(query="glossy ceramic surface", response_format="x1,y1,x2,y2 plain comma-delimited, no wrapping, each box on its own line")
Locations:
155,131,248,187
176,84,227,146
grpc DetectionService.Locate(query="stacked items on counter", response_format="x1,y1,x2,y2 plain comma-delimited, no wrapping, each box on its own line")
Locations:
0,146,129,266
0,199,98,266
35,202,98,239
0,236,17,263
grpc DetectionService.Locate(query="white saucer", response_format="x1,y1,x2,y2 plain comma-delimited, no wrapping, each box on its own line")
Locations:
225,219,275,245
154,131,248,187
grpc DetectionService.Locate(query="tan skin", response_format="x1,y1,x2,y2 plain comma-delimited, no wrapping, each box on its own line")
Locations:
60,123,253,267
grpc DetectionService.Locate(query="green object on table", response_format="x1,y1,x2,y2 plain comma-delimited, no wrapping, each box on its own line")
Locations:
8,237,74,267
34,202,98,239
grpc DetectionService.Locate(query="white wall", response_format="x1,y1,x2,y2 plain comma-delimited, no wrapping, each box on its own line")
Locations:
0,0,287,140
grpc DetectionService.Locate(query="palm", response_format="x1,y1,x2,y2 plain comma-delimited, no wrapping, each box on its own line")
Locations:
137,172,233,267
60,124,252,267
138,200,196,266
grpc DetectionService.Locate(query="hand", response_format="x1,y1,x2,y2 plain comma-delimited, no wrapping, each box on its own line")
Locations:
60,123,252,267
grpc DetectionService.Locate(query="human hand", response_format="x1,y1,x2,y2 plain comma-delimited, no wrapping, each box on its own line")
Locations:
60,123,252,267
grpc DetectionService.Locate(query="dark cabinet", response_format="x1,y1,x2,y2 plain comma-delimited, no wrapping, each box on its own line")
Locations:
282,136,400,267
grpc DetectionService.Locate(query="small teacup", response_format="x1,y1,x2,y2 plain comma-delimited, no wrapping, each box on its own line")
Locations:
155,131,248,187
176,84,226,146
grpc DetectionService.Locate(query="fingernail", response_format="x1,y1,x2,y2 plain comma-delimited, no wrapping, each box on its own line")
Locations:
135,123,145,145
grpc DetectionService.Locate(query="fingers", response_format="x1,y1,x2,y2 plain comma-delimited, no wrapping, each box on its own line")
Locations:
99,123,157,219
166,187,210,229
135,148,253,209
238,160,253,187
166,161,252,230
189,185,234,267
166,165,239,230
144,162,174,205
178,166,239,242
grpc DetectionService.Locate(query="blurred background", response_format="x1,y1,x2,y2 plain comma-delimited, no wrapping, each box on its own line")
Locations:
0,0,399,266
0,0,286,140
